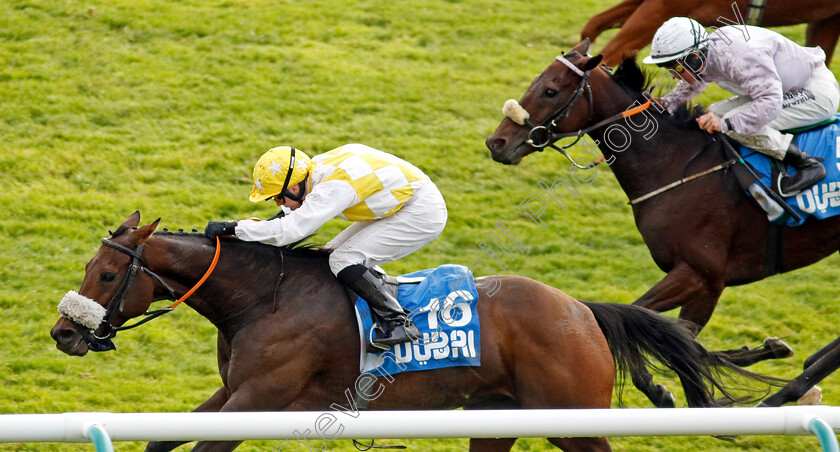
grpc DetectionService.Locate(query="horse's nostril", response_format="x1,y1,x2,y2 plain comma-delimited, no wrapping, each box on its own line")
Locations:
51,326,76,343
486,136,506,151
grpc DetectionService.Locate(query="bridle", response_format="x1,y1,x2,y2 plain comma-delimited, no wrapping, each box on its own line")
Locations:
89,236,221,342
506,54,654,169
523,55,596,151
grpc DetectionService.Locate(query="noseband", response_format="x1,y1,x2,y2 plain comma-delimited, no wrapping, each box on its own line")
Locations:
89,238,178,341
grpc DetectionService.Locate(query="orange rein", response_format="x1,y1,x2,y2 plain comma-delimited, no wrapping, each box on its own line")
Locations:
622,100,652,118
168,236,221,309
586,100,655,166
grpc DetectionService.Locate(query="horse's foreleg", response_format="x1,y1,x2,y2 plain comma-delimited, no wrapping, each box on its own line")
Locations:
759,335,840,407
804,335,840,369
596,4,673,66
581,0,644,42
806,14,840,66
144,386,232,452
595,0,719,66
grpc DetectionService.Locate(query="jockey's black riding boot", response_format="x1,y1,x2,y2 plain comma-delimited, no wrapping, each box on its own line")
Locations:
780,142,826,195
337,264,421,349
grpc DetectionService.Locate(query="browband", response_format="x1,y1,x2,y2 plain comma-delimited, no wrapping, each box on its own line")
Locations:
555,55,585,77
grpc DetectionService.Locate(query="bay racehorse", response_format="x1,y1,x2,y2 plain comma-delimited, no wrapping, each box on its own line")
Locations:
485,39,840,407
51,212,757,452
581,0,840,66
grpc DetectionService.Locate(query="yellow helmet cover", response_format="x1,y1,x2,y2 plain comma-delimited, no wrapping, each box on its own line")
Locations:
249,146,312,202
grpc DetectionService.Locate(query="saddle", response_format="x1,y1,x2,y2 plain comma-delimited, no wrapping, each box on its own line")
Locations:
730,114,840,226
348,265,481,408
372,266,424,297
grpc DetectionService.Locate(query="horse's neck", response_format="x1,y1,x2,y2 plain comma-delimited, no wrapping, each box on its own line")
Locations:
146,235,345,337
146,236,279,329
587,84,720,201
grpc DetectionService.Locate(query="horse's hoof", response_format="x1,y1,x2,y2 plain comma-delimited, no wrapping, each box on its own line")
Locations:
714,396,737,407
713,435,738,443
654,384,676,408
797,386,822,405
764,337,794,359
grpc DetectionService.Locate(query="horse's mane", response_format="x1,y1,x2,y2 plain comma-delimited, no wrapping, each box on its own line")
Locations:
153,230,332,260
609,57,703,131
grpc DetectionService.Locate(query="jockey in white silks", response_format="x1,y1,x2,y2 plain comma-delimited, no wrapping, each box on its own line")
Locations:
205,144,448,349
644,17,840,196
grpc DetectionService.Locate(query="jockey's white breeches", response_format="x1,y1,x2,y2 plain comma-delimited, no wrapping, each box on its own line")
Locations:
326,182,448,276
710,65,840,159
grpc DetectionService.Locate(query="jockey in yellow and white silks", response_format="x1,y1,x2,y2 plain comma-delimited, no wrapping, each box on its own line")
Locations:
644,17,840,196
205,143,448,349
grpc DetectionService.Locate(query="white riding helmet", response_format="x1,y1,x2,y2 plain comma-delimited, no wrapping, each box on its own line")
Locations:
643,17,709,65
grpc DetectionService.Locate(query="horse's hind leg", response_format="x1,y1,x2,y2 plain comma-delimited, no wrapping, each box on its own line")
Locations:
631,367,675,408
469,438,517,452
467,399,519,451
759,335,840,407
549,437,612,451
720,337,794,366
580,0,644,41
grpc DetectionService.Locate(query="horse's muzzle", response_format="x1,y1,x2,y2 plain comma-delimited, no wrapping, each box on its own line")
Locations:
486,136,526,165
50,318,116,355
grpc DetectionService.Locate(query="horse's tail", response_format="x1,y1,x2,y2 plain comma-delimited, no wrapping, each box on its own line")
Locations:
582,300,771,408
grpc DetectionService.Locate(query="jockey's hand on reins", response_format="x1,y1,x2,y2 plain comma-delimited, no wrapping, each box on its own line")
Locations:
204,220,238,239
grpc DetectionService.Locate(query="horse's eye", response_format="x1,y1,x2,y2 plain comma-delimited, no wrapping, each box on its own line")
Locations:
543,88,558,98
100,272,117,282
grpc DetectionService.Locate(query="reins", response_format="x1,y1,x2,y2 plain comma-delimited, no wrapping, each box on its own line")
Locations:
544,99,654,167
94,235,221,338
629,156,738,204
507,55,749,205
169,236,221,309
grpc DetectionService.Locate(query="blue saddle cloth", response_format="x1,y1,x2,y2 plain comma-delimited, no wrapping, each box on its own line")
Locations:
354,264,480,378
740,114,840,226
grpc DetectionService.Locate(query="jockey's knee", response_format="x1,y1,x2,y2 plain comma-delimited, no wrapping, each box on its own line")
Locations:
329,250,368,277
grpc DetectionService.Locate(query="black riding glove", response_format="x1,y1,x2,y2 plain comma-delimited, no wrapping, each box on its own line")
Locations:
204,220,238,239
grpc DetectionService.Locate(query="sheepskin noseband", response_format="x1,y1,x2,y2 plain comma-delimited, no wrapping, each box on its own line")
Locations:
57,291,106,329
503,99,530,126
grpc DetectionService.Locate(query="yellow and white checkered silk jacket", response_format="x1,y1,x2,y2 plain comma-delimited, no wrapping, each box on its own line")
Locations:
234,144,431,247
310,144,430,221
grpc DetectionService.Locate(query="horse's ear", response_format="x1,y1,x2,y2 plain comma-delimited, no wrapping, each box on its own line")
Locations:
120,211,141,230
583,54,604,71
134,218,160,245
569,38,591,55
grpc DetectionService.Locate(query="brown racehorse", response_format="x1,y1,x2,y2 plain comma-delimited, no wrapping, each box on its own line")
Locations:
485,40,840,408
50,212,753,452
582,0,840,66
